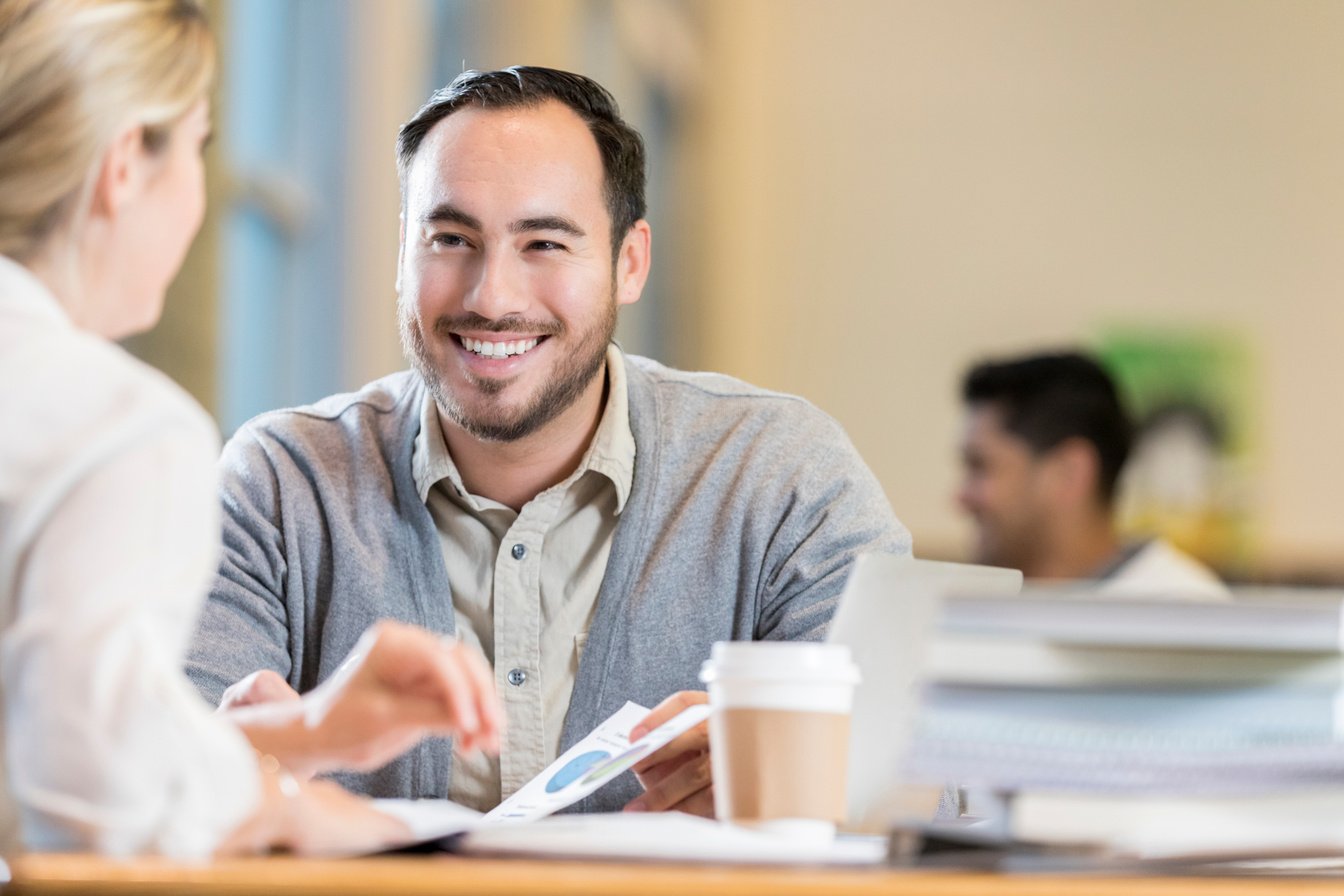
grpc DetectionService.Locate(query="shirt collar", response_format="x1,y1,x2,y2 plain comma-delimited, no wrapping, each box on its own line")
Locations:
0,254,73,329
1093,539,1150,581
586,344,635,512
412,343,635,513
412,384,468,504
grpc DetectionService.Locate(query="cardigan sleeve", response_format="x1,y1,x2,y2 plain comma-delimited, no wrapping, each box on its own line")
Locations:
184,422,296,705
753,405,912,642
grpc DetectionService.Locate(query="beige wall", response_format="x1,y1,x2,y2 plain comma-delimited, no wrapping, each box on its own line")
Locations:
680,0,1344,572
342,0,430,385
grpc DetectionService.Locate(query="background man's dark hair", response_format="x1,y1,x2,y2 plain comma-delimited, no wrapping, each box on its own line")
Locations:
962,351,1134,505
397,65,647,257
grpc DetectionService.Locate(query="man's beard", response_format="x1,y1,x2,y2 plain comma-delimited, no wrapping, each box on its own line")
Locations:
399,294,617,443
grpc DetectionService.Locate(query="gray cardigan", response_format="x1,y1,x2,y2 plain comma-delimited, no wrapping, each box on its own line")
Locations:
186,353,911,811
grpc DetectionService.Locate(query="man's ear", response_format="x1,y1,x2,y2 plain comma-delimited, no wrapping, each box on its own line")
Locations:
614,219,651,307
90,124,147,222
1046,437,1103,508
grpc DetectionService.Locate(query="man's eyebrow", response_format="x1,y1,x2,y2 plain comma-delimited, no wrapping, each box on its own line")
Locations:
512,216,585,237
422,204,481,230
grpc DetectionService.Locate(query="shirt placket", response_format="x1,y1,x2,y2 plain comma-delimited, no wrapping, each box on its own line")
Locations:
494,488,563,798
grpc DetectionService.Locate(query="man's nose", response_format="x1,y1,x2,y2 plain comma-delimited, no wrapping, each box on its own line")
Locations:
463,250,529,320
955,482,978,515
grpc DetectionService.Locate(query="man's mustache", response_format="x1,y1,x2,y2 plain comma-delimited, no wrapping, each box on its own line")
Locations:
433,313,564,337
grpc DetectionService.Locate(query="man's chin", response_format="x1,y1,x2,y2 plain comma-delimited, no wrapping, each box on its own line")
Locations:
971,540,1000,568
447,405,535,443
446,388,576,443
462,370,518,398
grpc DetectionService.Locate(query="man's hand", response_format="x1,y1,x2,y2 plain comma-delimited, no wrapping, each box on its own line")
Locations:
623,690,713,817
231,621,503,777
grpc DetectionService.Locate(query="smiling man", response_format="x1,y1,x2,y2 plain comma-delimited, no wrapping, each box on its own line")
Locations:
186,67,910,816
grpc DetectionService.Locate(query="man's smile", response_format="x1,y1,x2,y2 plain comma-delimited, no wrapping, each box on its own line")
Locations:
453,334,545,359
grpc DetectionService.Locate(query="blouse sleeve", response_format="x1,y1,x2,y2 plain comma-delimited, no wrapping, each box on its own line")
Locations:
2,408,259,858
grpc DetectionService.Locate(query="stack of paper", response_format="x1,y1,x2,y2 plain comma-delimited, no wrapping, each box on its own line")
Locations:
903,586,1344,860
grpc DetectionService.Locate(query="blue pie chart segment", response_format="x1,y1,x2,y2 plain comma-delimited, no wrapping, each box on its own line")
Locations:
545,750,610,793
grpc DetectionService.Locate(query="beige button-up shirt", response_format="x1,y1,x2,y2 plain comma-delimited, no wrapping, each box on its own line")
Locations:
411,346,635,811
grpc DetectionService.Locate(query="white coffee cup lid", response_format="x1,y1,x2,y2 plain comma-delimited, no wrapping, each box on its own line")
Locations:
698,641,860,686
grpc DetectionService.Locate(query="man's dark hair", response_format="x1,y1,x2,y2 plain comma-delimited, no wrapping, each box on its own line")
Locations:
962,351,1134,505
396,66,646,257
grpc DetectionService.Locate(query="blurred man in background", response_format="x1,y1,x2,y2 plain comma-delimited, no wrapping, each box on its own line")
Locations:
956,351,1226,597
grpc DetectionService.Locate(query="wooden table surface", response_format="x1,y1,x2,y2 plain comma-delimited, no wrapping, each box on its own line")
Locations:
7,852,1344,896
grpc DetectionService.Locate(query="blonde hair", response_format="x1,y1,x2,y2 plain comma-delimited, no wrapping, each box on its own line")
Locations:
0,0,215,261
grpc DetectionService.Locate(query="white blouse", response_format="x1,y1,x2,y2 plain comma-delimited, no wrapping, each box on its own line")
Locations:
0,255,257,858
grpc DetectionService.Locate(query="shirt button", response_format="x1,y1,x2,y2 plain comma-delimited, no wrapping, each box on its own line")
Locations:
511,543,527,560
507,668,527,687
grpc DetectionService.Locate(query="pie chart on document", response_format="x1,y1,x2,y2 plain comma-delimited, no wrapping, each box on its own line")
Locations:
544,750,611,793
580,740,658,788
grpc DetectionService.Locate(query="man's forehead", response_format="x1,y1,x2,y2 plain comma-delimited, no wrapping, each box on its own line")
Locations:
402,101,609,229
411,102,600,179
965,402,1008,436
965,403,1031,453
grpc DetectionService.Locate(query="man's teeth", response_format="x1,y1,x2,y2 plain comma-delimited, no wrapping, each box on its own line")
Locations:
461,337,540,358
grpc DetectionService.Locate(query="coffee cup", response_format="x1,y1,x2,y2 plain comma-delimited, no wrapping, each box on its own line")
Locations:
699,641,861,841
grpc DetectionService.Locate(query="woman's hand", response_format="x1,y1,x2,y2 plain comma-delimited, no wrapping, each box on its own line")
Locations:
230,621,503,778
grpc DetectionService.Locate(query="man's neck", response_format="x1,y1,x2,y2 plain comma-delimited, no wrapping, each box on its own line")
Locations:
438,368,609,513
1024,514,1121,581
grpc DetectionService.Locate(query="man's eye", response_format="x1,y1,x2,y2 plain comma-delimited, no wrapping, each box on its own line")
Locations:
432,233,470,248
528,240,565,251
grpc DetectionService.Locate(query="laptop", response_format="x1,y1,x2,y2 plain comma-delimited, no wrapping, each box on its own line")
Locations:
827,554,1023,833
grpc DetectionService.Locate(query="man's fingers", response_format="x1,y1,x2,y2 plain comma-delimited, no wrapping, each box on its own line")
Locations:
626,690,716,814
667,784,716,819
625,749,712,813
631,723,709,776
633,748,698,791
628,690,708,742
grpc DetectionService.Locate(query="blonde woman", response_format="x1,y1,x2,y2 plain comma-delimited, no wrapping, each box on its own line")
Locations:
0,0,500,857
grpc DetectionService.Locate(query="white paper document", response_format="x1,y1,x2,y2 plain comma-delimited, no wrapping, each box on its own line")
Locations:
372,797,483,842
485,700,711,822
373,701,710,839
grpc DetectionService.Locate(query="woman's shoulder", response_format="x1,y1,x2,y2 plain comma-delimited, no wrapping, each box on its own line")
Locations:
0,320,218,501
